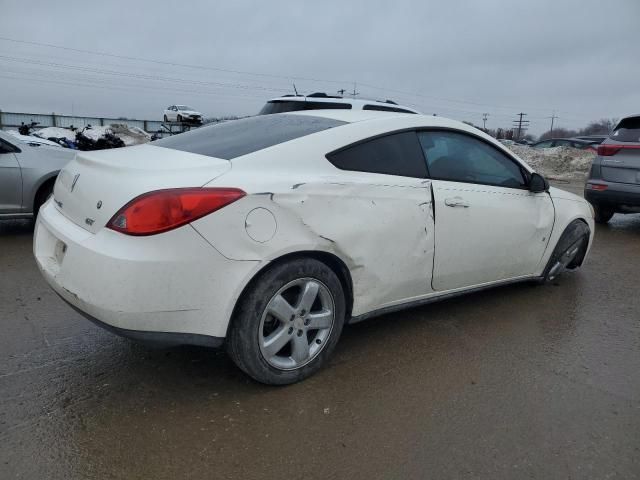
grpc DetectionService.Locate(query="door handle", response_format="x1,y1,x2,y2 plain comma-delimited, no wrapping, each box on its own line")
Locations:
444,197,470,208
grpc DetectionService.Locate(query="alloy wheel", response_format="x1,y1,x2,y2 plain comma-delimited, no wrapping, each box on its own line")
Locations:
258,278,335,370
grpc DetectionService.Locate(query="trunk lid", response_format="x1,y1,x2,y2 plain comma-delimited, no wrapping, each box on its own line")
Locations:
601,148,640,185
52,144,231,234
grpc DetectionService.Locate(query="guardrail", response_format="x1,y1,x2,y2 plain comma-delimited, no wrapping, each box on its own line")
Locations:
0,110,164,133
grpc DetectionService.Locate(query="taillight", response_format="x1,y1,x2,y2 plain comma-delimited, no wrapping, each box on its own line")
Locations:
597,144,640,156
597,145,621,156
585,183,608,191
107,188,245,236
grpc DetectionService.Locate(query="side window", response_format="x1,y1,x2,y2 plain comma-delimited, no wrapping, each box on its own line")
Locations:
535,140,553,148
417,131,526,189
326,131,428,178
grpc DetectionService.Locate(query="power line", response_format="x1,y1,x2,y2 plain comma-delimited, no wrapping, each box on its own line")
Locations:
0,35,580,117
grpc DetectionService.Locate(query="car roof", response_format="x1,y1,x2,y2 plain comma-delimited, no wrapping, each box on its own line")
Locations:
266,95,420,113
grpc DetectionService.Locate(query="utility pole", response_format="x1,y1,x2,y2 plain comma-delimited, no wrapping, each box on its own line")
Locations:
547,111,558,137
512,112,529,140
482,113,489,131
350,82,359,99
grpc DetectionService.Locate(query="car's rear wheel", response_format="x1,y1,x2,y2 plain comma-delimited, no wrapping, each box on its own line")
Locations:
177,114,182,123
163,114,168,122
33,181,54,218
540,220,590,283
227,258,346,385
594,205,614,224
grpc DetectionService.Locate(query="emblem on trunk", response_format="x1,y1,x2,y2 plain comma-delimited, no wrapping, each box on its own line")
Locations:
71,174,80,192
85,218,95,226
96,200,102,209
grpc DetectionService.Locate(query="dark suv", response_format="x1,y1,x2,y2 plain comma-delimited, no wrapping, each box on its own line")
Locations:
585,115,640,223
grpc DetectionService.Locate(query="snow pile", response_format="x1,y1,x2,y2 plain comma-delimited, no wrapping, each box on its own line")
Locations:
33,124,151,147
33,127,76,142
109,124,151,146
510,145,595,180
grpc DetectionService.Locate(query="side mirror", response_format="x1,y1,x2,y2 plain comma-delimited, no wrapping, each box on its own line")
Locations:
529,172,549,193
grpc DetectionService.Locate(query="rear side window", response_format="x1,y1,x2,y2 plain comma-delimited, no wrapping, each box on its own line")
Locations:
259,100,352,115
154,114,345,160
611,117,640,143
326,131,427,178
362,104,416,114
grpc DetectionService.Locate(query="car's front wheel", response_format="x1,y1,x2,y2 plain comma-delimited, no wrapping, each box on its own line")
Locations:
540,220,590,283
227,258,346,385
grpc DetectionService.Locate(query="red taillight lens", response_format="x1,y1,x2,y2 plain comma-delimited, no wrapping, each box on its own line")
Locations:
107,188,245,236
597,144,640,156
585,183,608,191
597,144,621,156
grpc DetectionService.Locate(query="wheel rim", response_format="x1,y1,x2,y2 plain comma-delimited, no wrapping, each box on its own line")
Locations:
258,278,335,370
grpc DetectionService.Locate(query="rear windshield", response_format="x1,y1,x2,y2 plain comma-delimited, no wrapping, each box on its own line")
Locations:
362,104,416,114
611,116,640,143
259,100,352,115
154,114,345,160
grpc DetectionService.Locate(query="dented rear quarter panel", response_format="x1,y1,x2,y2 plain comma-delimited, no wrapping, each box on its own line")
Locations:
192,124,436,317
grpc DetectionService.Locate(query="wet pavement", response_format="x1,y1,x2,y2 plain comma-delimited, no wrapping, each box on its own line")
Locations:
1,183,639,479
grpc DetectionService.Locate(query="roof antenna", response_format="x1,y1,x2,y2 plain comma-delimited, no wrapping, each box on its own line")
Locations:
292,83,299,95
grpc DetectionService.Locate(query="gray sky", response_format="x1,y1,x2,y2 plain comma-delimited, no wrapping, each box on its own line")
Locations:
1,0,638,136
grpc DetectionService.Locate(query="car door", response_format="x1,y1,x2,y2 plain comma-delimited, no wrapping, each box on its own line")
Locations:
324,130,436,309
0,138,23,214
417,130,554,291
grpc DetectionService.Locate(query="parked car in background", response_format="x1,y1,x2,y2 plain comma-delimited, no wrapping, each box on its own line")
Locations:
35,111,593,384
163,105,203,124
585,114,640,223
6,131,64,148
573,135,608,144
259,92,420,115
0,130,75,219
532,138,598,152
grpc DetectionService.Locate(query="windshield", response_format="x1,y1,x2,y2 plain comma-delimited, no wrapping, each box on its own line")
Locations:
154,114,346,160
259,100,352,115
176,105,194,111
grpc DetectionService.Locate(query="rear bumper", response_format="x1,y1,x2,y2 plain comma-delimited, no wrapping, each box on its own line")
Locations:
584,181,640,210
34,199,259,341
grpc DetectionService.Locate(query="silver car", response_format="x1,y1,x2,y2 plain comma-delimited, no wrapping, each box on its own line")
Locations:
585,115,640,223
0,130,75,219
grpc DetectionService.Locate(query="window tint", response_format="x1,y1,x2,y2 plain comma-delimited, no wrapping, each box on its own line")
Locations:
534,140,553,148
417,131,526,188
327,131,427,178
611,116,640,143
154,114,345,160
259,100,352,115
362,104,416,114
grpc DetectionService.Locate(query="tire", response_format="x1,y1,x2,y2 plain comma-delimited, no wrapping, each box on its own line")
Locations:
540,220,590,283
594,205,614,224
163,114,168,122
33,182,54,218
227,258,346,385
177,114,182,123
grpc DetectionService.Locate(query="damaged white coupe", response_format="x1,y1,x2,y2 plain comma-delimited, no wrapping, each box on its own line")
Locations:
34,111,594,384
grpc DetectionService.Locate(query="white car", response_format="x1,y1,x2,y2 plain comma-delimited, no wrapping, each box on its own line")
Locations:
34,111,594,384
163,105,203,124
